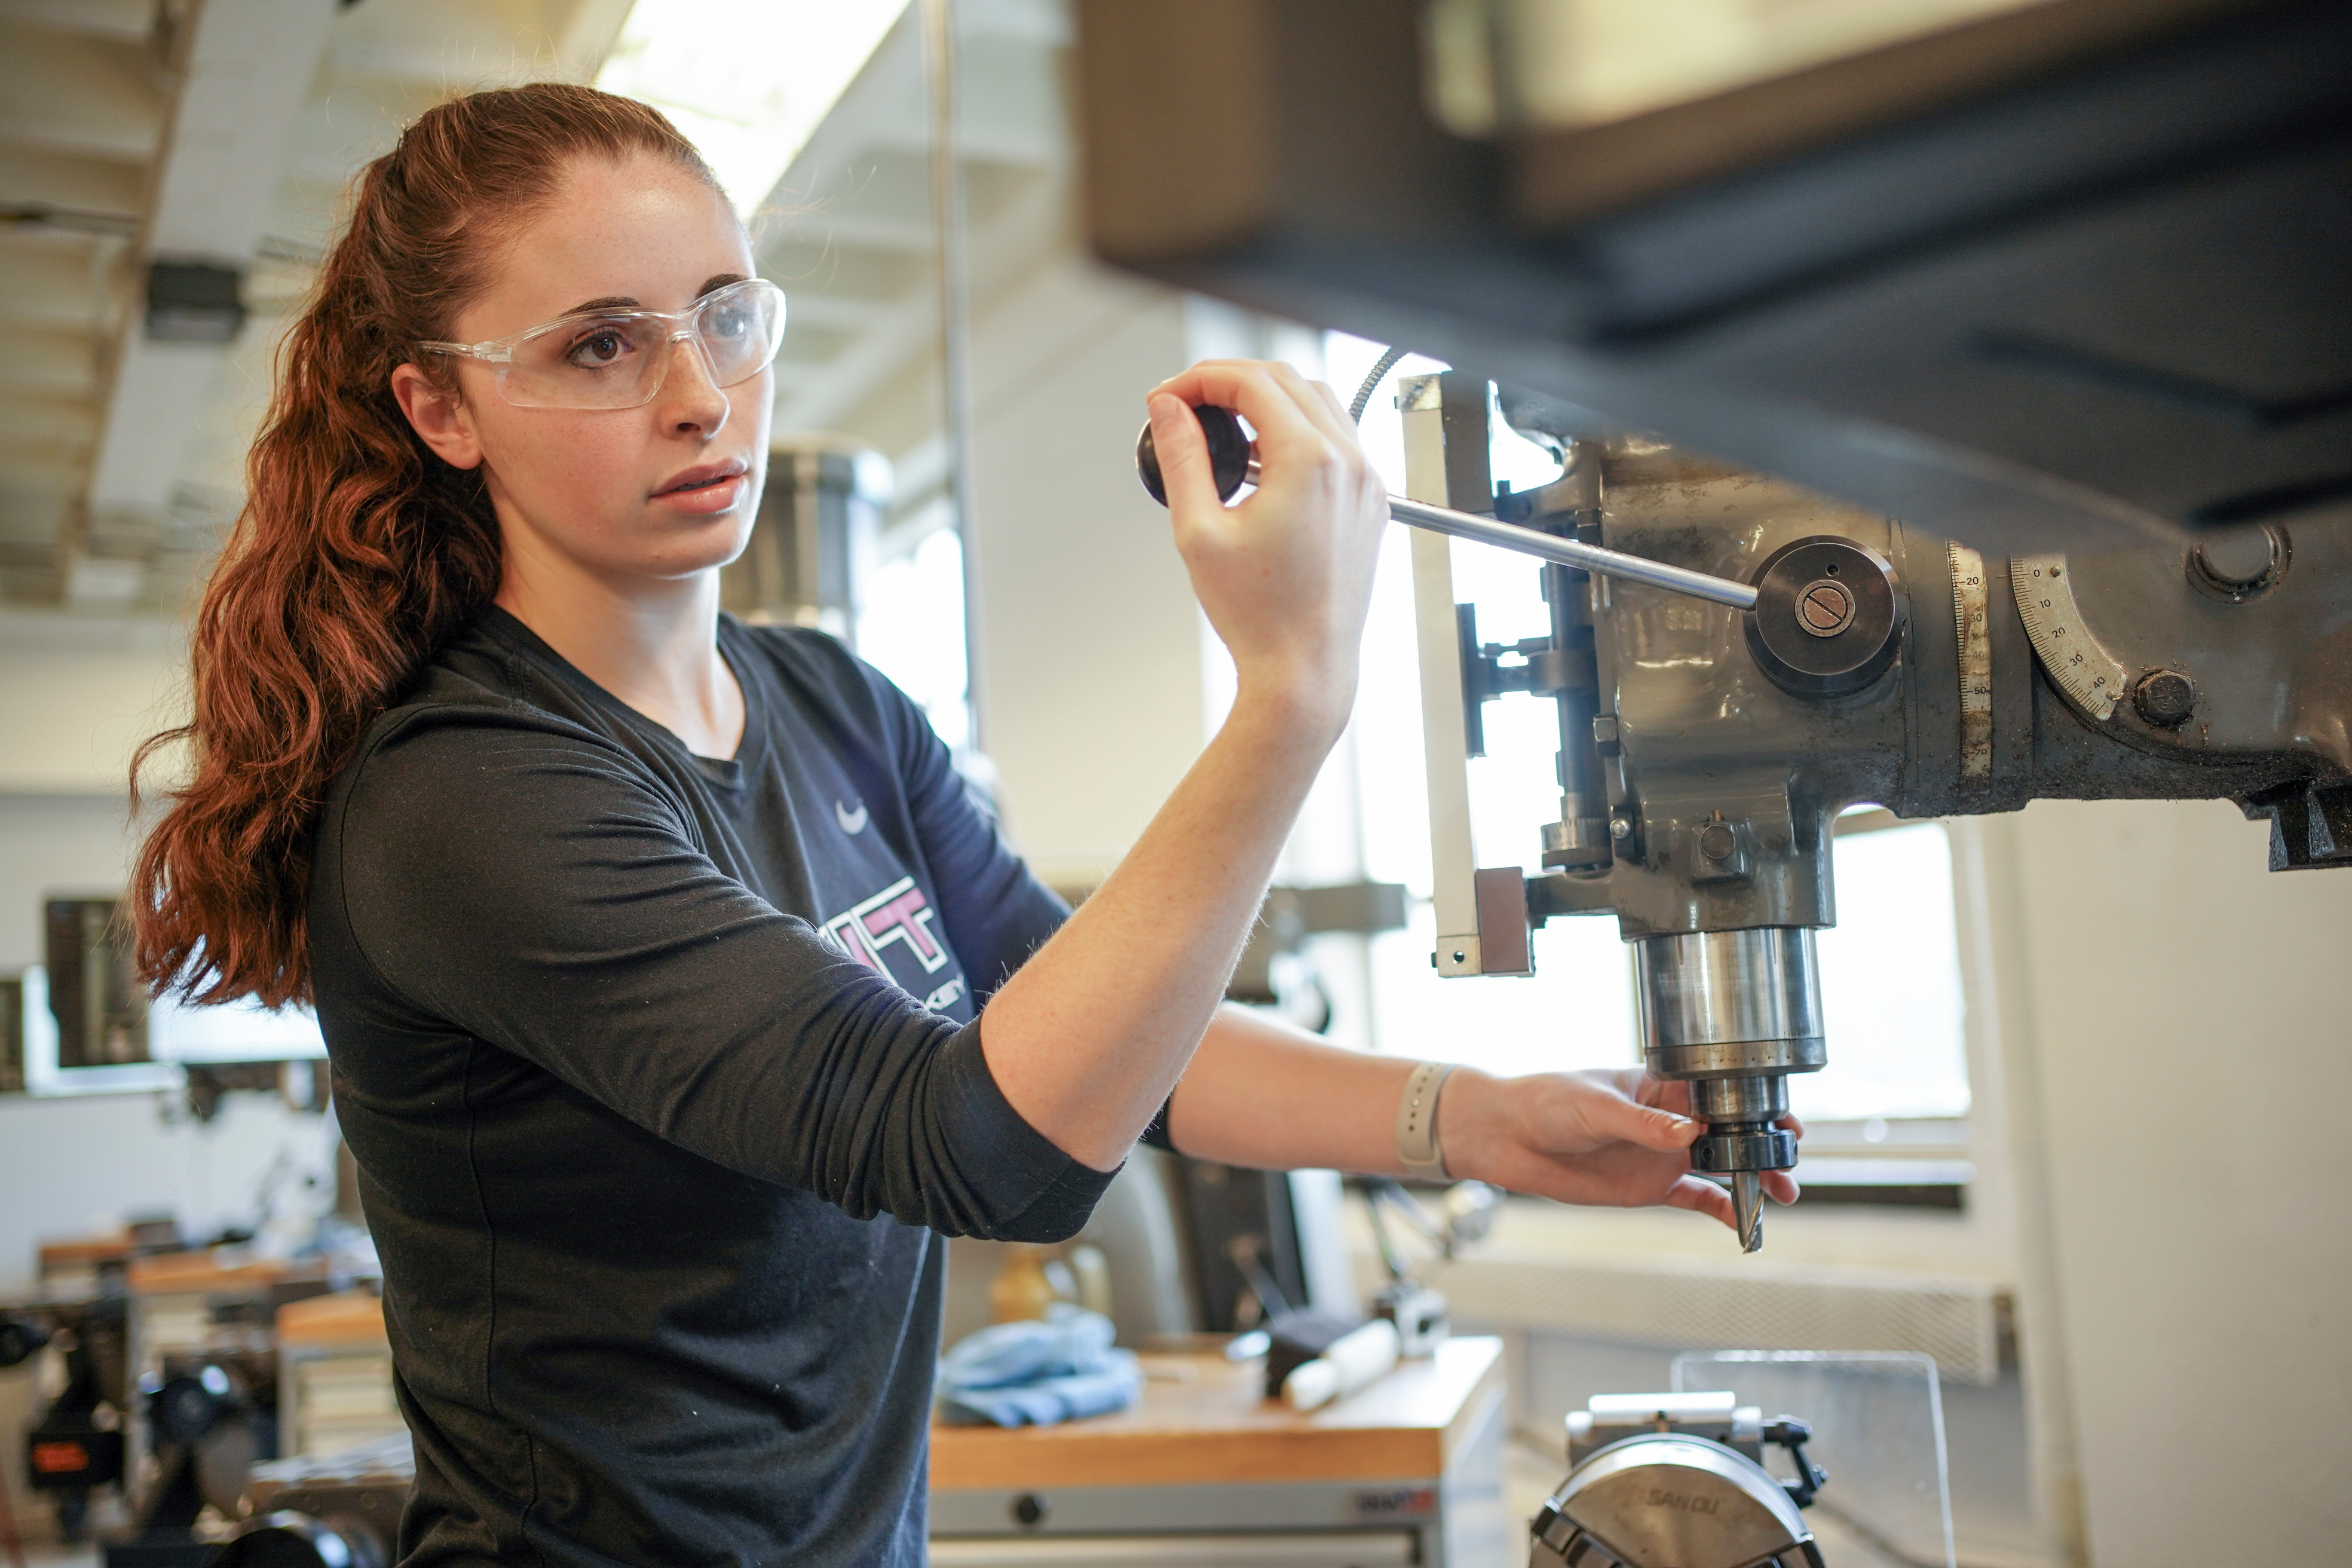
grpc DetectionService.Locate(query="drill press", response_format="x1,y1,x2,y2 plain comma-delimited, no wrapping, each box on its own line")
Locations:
1397,372,2348,1251
1138,374,2351,1251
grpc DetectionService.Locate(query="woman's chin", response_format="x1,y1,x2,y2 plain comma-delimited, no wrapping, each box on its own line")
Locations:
638,509,756,574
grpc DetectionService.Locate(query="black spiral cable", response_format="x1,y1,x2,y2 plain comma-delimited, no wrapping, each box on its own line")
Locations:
1347,344,1410,424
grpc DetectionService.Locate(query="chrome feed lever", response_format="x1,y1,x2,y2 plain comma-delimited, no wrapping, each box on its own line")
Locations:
1135,404,1759,612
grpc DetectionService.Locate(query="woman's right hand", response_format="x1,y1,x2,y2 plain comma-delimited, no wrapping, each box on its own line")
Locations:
1146,360,1389,737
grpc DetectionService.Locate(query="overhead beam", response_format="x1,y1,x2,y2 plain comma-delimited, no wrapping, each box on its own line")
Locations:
81,0,336,605
0,22,167,163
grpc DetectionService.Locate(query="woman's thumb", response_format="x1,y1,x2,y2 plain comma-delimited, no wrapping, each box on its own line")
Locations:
1606,1094,1701,1152
1147,394,1218,521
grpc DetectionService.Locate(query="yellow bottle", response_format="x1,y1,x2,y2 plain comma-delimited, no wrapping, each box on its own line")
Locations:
987,1243,1058,1324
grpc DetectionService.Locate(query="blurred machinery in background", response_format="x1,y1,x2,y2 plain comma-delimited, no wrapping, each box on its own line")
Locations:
1224,880,1407,1034
1088,1,2352,1254
124,1352,277,1560
213,1434,414,1568
2,1298,129,1543
718,436,889,644
1362,1177,1497,1356
3,1265,388,1564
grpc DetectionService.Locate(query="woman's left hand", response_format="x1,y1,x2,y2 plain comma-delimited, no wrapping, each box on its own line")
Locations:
1437,1066,1801,1231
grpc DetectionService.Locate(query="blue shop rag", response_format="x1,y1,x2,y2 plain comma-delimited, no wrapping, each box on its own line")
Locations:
936,1303,1143,1428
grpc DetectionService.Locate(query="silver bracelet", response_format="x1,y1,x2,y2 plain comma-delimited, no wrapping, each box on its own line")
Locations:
1394,1061,1456,1182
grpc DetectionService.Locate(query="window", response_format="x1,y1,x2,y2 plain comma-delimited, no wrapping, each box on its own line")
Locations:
14,964,325,1098
1808,819,1970,1122
1322,333,1970,1128
858,523,972,754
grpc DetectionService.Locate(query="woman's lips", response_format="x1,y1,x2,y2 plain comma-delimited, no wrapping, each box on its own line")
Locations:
651,463,749,514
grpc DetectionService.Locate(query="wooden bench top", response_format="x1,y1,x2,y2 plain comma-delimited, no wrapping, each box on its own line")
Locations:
929,1334,1503,1490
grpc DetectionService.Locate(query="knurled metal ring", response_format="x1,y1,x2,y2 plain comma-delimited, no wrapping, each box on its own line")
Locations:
1691,1127,1799,1173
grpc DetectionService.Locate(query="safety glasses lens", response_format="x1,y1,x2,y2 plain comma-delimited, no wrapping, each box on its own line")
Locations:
697,284,785,386
491,281,785,409
507,319,667,408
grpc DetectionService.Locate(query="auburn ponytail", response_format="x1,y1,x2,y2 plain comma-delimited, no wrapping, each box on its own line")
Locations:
130,83,719,1007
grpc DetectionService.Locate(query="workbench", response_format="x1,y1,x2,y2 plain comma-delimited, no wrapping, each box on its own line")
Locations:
929,1334,1510,1567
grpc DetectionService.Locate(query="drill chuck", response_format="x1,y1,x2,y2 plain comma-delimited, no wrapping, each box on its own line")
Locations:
1634,928,1826,1248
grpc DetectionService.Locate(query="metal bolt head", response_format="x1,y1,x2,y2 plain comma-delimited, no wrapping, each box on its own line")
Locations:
1609,816,1633,840
1698,822,1738,862
1794,578,1856,638
2133,669,2197,727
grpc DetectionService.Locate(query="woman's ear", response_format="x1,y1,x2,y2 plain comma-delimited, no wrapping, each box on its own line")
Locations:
390,363,485,470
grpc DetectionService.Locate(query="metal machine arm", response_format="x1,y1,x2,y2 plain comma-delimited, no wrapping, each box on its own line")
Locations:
1394,371,2350,1252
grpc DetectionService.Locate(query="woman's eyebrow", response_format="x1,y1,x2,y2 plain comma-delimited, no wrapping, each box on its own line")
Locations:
554,278,743,317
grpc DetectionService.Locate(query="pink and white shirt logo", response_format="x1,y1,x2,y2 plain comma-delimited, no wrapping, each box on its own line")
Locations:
822,875,948,976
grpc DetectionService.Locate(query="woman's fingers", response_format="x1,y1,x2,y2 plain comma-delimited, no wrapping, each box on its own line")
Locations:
1307,375,1353,428
1153,360,1349,460
1260,360,1357,445
1665,1174,1736,1227
1142,358,1388,731
1481,1068,1812,1230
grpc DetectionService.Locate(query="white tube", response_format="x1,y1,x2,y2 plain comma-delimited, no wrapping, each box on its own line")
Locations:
1282,1318,1402,1411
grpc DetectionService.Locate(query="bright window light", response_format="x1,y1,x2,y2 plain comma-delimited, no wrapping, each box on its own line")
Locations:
149,987,328,1065
1802,822,1971,1121
858,525,972,753
596,0,908,216
14,964,328,1098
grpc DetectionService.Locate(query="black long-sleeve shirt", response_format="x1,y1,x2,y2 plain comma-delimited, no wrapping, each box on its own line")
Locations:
308,608,1105,1567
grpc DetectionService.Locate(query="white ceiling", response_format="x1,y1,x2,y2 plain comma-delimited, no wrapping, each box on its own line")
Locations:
0,0,1073,638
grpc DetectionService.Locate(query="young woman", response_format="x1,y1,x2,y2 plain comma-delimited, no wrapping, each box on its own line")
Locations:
132,84,1793,1567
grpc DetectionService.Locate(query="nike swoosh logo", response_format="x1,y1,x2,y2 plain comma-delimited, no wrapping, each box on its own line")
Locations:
834,799,869,834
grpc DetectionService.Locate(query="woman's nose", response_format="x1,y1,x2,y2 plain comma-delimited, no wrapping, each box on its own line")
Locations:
659,330,730,435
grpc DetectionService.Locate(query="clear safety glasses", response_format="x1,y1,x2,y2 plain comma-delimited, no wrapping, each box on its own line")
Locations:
416,278,786,411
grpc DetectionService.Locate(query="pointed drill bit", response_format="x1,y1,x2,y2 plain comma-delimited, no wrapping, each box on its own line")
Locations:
1732,1171,1763,1253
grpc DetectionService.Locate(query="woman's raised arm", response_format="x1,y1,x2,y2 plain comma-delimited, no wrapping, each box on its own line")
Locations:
976,359,1389,1171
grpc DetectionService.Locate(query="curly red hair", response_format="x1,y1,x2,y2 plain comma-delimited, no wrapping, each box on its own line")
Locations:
131,83,719,1007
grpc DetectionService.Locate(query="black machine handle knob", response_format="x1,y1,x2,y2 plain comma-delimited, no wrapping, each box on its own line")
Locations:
1135,403,1254,506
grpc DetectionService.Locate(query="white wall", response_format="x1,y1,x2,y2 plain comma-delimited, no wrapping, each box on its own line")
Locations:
1982,798,2352,1566
0,636,187,795
962,256,1211,886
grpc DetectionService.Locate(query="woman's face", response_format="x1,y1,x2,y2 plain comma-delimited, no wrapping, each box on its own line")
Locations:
395,153,770,593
